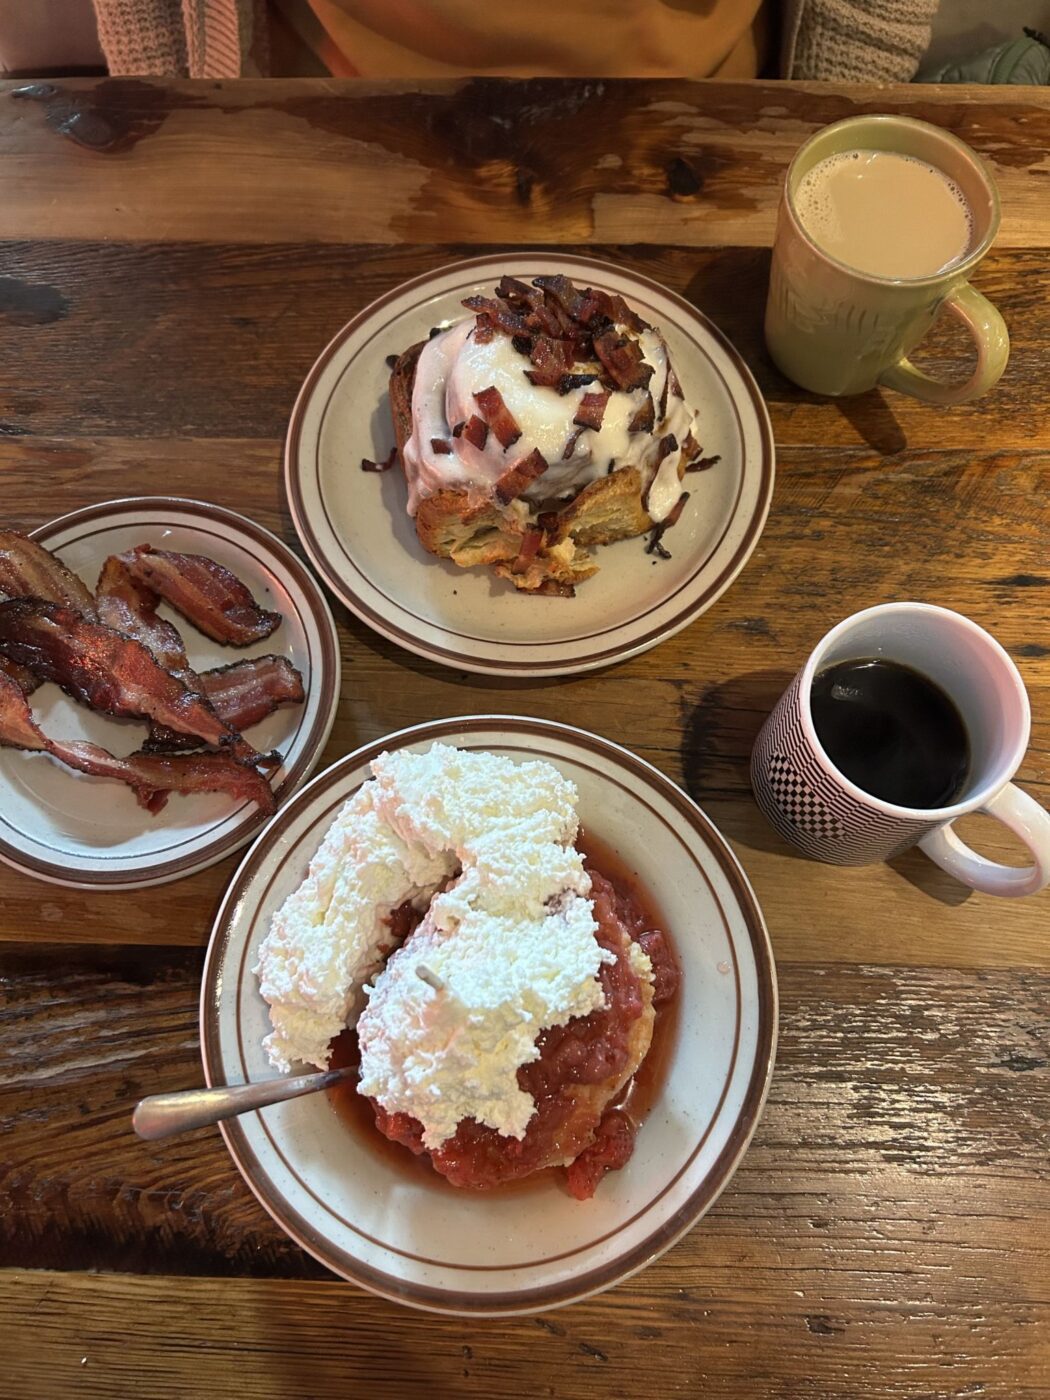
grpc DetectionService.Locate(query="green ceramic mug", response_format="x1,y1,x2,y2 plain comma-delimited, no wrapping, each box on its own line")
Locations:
765,115,1009,402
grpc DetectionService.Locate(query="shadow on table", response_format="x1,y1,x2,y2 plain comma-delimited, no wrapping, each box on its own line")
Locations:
679,667,804,858
832,388,908,456
886,847,974,907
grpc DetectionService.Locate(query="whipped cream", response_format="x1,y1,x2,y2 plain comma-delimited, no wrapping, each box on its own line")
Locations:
255,745,617,1150
402,315,699,523
254,781,455,1073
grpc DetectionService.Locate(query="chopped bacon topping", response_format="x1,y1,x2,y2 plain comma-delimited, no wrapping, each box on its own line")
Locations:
645,531,672,561
645,490,691,559
641,435,681,515
0,672,275,815
679,430,701,462
510,527,545,575
557,373,599,395
628,392,655,434
462,275,660,408
661,490,690,528
472,314,496,344
666,361,684,400
361,446,397,473
593,329,654,392
123,545,281,647
451,420,465,438
524,336,575,388
0,530,97,616
462,295,528,339
530,274,587,322
573,390,610,432
686,454,721,472
430,437,452,455
473,386,522,450
0,599,251,756
494,449,548,505
655,432,679,464
461,415,489,449
562,426,586,460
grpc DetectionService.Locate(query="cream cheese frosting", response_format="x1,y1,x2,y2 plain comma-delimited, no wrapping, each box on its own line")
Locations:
401,314,699,523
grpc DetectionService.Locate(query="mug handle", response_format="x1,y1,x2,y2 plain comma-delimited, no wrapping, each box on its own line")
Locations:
878,282,1010,406
918,783,1050,897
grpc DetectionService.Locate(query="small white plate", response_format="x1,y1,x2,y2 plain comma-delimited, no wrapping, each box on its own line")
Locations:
286,254,774,676
0,497,340,890
201,717,777,1316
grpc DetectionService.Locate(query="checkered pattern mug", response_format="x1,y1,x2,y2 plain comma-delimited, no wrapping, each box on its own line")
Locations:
751,603,1050,897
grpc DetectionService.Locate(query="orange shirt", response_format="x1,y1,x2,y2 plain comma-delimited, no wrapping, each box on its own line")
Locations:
272,0,766,78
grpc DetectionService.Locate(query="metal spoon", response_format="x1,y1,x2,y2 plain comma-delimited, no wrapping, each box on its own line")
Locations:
132,1066,356,1141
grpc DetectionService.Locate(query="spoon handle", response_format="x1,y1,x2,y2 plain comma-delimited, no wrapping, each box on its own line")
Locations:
132,1067,352,1141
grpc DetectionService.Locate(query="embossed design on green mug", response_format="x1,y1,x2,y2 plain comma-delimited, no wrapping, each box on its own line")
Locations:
765,115,1009,402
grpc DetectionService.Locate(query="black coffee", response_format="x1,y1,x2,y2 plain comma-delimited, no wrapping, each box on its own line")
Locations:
810,658,970,809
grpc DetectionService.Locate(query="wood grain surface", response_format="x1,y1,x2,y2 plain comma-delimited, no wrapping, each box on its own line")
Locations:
0,77,1047,1399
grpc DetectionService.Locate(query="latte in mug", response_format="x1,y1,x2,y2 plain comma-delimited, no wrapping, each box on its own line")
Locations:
794,149,974,280
764,114,1009,402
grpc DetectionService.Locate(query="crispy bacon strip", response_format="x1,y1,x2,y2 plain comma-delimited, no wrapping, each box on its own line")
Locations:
430,438,452,454
201,656,304,729
494,449,548,505
96,556,190,673
143,655,305,753
0,656,39,696
0,672,275,815
123,546,280,647
573,390,610,431
0,599,251,753
473,387,522,450
0,530,97,616
96,556,269,758
593,330,654,392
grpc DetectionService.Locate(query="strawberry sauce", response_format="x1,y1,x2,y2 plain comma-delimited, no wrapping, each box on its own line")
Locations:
327,834,679,1199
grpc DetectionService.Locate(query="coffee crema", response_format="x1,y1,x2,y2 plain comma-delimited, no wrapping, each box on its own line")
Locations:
794,149,974,280
810,658,970,810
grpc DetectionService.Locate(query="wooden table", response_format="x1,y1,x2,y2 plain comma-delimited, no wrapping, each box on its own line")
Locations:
1,76,1047,1399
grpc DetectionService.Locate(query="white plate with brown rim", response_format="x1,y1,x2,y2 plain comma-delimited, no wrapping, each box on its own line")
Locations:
285,253,774,677
200,716,777,1316
0,497,340,890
